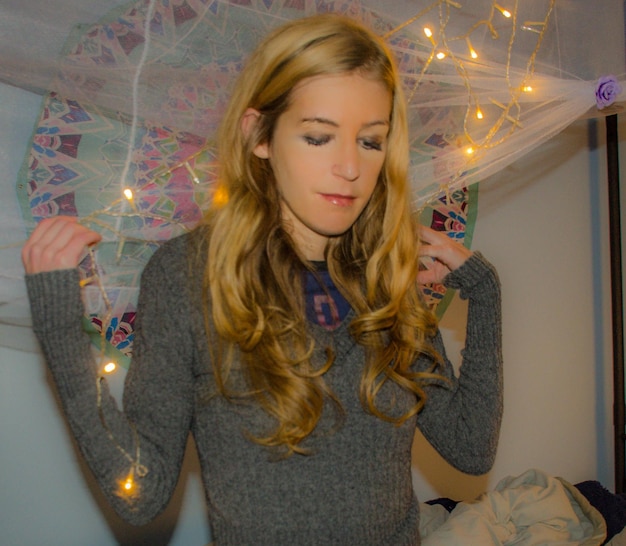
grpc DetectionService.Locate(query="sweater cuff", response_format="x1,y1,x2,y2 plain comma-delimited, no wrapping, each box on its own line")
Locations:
25,269,84,335
443,251,499,299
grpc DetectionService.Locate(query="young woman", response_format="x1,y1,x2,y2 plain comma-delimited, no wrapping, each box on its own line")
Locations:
22,13,502,546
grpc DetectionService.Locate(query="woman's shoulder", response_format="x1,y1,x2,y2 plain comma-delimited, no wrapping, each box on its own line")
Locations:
143,226,208,282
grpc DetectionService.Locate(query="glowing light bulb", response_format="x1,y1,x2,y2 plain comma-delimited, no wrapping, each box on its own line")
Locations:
466,146,475,155
466,37,478,59
495,4,512,18
123,188,134,201
423,27,436,46
103,361,117,374
476,108,484,120
184,161,201,184
522,85,533,92
124,477,134,491
436,51,446,60
212,185,229,206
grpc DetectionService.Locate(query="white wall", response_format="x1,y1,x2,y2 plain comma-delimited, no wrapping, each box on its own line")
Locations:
412,116,621,502
0,83,623,544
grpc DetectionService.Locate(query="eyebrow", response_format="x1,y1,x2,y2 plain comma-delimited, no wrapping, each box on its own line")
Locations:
301,116,389,129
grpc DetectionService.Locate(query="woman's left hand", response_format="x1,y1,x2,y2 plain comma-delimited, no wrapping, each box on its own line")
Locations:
417,226,473,285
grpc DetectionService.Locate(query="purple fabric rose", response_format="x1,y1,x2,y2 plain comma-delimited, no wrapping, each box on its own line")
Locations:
596,75,623,109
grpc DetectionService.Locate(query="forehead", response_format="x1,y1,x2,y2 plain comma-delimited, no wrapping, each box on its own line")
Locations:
286,73,392,123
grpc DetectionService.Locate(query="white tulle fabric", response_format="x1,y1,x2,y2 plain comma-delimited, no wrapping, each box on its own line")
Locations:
0,0,624,352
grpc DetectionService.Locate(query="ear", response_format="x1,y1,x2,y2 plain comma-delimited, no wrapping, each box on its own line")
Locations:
241,108,270,159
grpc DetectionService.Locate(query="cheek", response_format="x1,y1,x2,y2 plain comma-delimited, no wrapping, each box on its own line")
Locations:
273,149,322,188
365,156,385,184
271,156,302,199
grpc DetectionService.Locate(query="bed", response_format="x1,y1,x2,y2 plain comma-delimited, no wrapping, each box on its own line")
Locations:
420,468,626,545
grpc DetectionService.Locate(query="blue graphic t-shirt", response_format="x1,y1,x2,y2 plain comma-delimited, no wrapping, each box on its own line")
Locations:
304,262,351,331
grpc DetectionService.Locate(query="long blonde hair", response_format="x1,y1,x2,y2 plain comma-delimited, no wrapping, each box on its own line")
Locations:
201,14,440,455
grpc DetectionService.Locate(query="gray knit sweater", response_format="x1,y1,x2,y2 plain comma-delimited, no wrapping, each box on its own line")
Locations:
26,231,502,546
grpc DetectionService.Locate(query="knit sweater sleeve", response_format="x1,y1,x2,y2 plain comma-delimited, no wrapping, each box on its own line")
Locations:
25,237,196,525
416,251,503,475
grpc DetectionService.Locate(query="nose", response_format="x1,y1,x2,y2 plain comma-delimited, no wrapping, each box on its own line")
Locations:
333,141,360,181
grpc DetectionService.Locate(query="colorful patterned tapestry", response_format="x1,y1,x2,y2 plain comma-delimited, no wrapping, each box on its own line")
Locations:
17,0,481,365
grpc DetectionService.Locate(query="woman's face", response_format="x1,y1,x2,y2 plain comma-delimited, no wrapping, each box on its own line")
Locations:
253,72,392,260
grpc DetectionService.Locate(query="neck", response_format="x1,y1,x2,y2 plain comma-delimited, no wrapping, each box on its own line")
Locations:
285,226,328,261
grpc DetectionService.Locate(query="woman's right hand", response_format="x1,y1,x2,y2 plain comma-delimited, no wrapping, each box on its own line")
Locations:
22,216,102,274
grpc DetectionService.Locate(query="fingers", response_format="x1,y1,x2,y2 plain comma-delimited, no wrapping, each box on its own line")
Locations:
418,225,444,246
418,226,472,282
22,216,102,274
417,268,440,285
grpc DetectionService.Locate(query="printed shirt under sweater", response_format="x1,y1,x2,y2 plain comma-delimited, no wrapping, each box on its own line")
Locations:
26,231,503,546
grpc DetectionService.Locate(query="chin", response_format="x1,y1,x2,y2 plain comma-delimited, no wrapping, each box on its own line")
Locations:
317,224,354,238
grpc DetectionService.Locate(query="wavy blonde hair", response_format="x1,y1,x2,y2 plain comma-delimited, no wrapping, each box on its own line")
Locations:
200,14,440,455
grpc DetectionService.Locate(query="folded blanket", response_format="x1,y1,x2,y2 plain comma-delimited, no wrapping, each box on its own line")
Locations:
419,469,607,546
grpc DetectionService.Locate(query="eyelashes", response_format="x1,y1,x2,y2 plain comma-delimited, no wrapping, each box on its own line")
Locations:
304,135,331,146
303,135,384,151
360,139,383,151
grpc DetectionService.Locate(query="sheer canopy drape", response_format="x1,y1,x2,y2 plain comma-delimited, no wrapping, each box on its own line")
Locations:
0,0,624,354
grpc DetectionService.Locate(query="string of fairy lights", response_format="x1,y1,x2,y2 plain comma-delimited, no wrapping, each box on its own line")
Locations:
6,0,557,496
384,0,556,208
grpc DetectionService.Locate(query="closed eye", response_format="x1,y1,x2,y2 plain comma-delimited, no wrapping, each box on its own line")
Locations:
304,135,331,146
360,138,384,151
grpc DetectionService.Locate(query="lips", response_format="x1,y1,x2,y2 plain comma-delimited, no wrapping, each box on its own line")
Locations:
320,193,356,207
